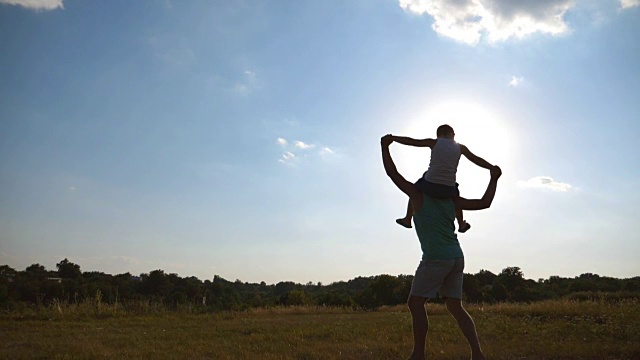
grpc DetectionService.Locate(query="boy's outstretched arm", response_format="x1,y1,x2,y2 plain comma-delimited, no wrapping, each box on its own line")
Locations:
391,135,436,148
460,145,493,169
381,135,423,209
457,166,502,211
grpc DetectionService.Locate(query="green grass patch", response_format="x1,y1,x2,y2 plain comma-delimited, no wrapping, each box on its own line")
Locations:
2,299,639,359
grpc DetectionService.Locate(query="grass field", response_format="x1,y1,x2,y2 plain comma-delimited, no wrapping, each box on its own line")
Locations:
2,299,639,359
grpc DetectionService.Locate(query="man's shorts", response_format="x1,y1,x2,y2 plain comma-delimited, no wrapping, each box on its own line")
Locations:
415,178,459,200
410,257,465,299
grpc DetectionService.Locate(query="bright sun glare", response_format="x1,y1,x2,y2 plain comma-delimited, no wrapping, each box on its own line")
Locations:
395,100,515,197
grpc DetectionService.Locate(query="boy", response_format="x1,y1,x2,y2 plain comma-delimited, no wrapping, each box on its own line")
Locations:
392,124,494,233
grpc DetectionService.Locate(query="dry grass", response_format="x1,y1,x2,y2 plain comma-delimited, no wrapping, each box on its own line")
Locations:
1,299,639,359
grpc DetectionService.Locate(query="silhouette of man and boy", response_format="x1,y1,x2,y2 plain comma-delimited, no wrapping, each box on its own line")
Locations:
381,125,502,360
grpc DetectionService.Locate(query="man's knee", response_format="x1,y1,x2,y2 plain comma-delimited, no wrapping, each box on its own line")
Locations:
407,295,426,312
445,297,464,315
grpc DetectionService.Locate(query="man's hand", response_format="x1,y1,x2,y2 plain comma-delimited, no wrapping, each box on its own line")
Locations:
381,134,393,147
490,165,502,179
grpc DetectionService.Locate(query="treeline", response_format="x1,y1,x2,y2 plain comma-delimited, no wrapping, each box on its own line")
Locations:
1,259,639,311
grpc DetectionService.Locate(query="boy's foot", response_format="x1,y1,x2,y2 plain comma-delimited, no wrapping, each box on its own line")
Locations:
459,221,471,233
396,218,412,229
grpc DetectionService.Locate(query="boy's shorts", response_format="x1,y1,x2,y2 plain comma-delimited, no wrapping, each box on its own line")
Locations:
415,178,459,199
410,257,465,299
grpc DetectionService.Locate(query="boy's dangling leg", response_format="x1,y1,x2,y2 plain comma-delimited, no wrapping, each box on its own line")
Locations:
455,199,471,233
396,199,413,228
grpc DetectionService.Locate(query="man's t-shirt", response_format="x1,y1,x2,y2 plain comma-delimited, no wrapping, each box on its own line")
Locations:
413,194,464,260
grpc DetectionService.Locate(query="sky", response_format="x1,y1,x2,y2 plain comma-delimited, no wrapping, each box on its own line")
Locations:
1,0,639,285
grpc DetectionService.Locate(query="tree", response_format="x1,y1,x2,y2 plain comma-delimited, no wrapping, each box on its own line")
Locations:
56,258,81,279
0,265,16,277
282,290,310,306
113,273,137,300
622,278,640,292
318,291,355,307
357,274,405,308
491,279,508,302
475,269,497,287
275,281,297,296
140,270,171,298
0,266,13,304
25,264,48,278
463,274,483,303
498,266,525,293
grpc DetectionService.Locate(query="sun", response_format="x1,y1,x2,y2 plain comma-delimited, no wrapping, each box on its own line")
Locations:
393,100,515,197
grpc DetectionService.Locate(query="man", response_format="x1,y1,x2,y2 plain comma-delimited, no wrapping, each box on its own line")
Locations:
381,134,501,360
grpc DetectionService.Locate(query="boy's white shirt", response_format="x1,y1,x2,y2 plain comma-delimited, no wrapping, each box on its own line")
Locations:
422,138,461,186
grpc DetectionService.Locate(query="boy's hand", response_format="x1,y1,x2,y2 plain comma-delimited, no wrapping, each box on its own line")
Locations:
381,134,393,147
490,165,502,179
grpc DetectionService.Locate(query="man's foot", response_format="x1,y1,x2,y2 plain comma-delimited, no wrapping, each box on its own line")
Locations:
406,352,425,360
396,218,412,229
459,221,471,233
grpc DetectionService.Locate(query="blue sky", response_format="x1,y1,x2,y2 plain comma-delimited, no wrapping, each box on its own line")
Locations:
1,0,639,284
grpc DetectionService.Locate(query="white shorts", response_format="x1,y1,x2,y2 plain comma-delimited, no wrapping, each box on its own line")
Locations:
410,257,465,299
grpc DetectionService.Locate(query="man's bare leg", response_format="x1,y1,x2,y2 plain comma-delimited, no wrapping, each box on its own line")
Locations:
407,295,428,360
445,298,485,360
396,199,413,228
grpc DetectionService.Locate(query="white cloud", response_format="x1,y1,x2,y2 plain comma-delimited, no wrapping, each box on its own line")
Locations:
282,152,295,160
620,0,640,9
0,0,63,10
294,141,315,150
508,75,524,87
399,0,574,45
319,147,335,156
518,176,573,192
279,151,296,164
276,137,288,147
276,139,335,165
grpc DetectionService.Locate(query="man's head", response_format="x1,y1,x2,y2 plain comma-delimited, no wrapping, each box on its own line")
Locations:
436,124,455,139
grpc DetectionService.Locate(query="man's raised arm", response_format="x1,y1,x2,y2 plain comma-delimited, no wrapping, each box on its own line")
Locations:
457,166,502,211
381,135,422,205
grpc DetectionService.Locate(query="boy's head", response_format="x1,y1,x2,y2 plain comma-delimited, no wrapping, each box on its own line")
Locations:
436,124,455,139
